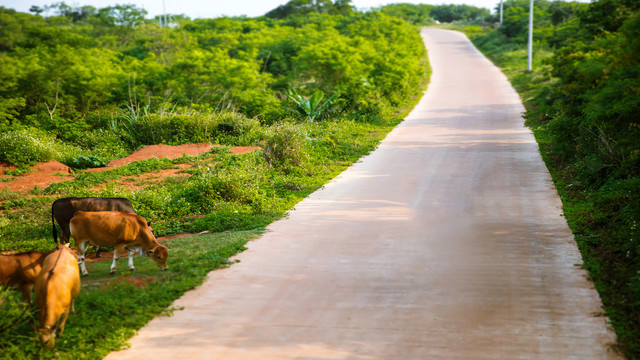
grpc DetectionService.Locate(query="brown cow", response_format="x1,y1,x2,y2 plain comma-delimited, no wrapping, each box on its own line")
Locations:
52,197,137,244
51,197,144,258
70,211,168,276
0,249,55,304
35,244,81,350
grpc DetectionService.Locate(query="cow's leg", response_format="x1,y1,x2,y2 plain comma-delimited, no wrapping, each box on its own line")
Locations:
61,224,71,245
57,308,71,336
110,247,123,274
77,241,89,276
128,249,135,271
95,246,103,258
19,283,33,304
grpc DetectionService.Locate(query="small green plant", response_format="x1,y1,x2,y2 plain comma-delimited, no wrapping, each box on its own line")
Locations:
262,122,308,171
4,167,33,176
286,89,338,122
210,146,232,155
69,155,109,169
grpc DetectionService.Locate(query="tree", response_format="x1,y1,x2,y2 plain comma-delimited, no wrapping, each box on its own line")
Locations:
265,0,352,19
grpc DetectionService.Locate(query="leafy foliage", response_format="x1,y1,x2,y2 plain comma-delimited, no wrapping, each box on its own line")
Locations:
0,129,61,165
379,3,491,25
0,288,31,340
286,88,338,122
497,0,585,44
263,122,309,171
265,0,355,19
0,5,426,167
69,155,109,169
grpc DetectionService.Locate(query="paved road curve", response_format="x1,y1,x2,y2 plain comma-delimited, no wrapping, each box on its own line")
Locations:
105,29,619,359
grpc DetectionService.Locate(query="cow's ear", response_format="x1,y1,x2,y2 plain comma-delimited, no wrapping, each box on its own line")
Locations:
147,221,152,227
147,248,155,255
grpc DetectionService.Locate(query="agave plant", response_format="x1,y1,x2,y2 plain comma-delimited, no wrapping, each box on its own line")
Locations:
286,88,338,122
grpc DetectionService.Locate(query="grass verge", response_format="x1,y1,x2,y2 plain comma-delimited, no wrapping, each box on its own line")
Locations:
0,230,258,359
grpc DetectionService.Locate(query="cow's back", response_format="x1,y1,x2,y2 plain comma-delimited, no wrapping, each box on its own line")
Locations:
36,247,80,303
0,251,49,287
70,211,150,247
35,245,80,348
52,197,136,224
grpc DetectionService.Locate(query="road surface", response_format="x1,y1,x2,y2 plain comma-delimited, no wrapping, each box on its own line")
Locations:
105,29,619,360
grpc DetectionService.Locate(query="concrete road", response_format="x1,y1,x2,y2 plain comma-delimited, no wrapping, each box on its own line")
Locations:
105,29,620,359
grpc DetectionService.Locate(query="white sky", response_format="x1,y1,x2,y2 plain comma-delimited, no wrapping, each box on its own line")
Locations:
0,0,593,19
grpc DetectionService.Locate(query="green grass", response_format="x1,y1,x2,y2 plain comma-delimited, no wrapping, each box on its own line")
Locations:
0,230,258,359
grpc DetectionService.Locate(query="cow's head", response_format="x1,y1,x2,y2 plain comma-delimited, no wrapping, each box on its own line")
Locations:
38,326,55,350
147,245,168,271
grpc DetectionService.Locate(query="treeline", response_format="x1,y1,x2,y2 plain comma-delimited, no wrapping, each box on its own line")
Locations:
379,3,492,26
469,0,640,357
263,1,492,26
0,1,426,167
497,0,587,45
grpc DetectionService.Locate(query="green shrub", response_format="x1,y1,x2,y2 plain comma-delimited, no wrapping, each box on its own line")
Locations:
262,122,308,171
115,110,265,148
74,129,131,161
214,111,265,146
0,129,60,166
192,154,270,207
68,155,109,169
286,89,338,122
0,288,33,348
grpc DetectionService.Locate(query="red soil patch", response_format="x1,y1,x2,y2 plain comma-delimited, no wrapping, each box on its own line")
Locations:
110,275,154,288
86,143,213,171
84,274,155,289
90,164,192,192
0,144,260,193
0,160,74,192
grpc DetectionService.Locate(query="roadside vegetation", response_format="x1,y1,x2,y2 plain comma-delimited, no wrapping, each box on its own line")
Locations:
450,0,640,357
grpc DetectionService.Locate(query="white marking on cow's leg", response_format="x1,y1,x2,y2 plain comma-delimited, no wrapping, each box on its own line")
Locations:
80,260,88,276
78,241,89,276
128,250,135,271
110,248,120,275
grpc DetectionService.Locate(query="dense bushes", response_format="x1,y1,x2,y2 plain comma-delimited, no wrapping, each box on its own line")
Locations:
0,1,429,247
0,4,427,169
378,3,491,26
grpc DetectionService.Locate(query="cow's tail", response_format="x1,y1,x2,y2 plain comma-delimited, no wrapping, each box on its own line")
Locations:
51,202,58,244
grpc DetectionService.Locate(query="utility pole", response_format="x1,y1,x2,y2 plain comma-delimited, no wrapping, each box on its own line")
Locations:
499,0,503,27
527,0,533,72
163,0,167,27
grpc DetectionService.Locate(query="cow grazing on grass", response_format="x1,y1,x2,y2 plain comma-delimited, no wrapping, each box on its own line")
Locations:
0,249,55,304
35,245,81,350
51,197,149,258
69,211,168,276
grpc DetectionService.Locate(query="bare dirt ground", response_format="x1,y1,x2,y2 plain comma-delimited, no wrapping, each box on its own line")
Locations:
0,144,260,193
